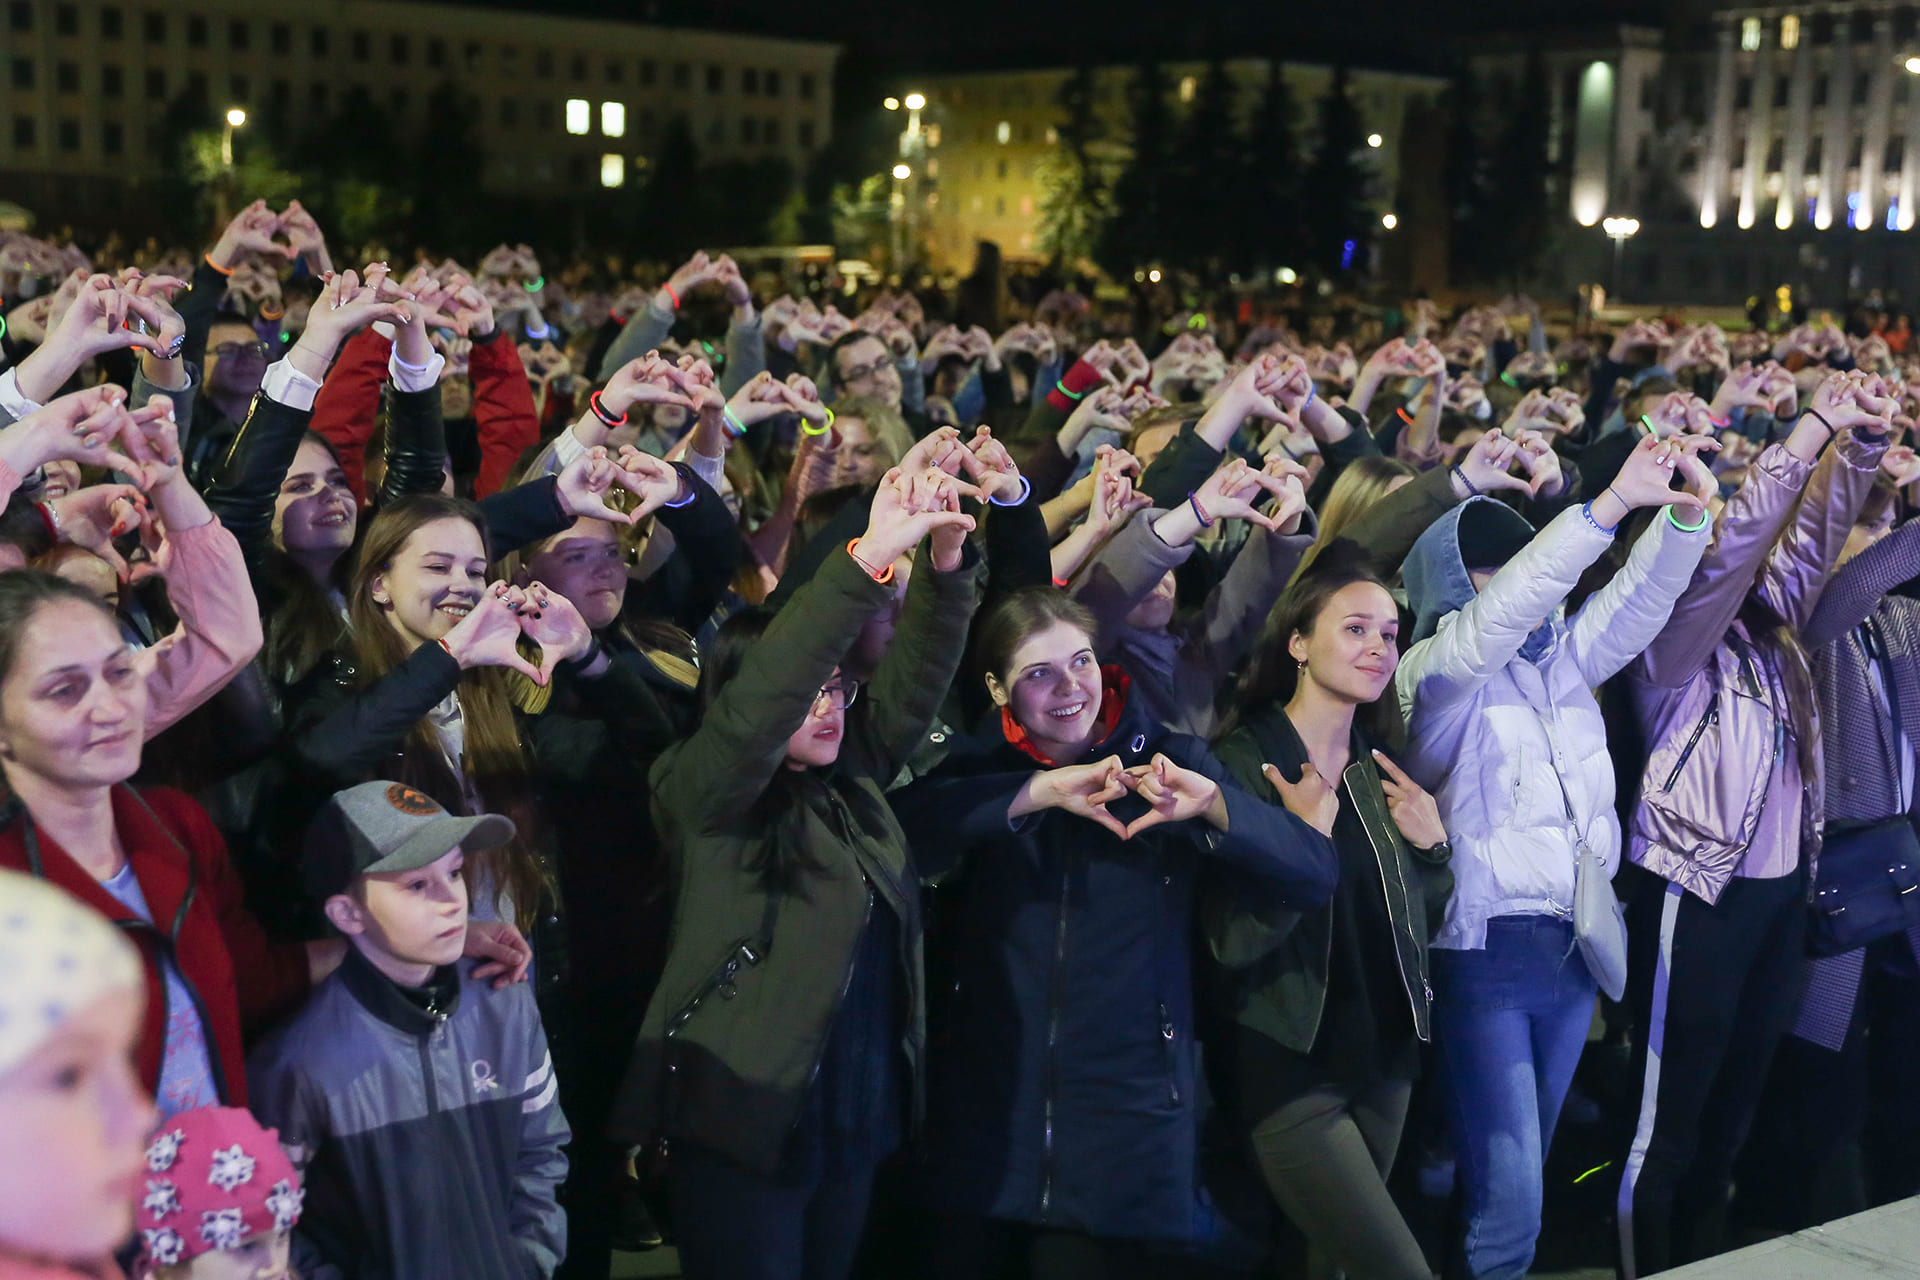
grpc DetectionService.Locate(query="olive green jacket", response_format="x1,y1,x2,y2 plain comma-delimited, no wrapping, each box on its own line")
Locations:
611,546,979,1174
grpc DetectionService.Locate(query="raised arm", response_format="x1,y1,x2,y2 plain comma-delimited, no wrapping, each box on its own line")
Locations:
1756,423,1890,630
653,468,975,827
1806,514,1920,649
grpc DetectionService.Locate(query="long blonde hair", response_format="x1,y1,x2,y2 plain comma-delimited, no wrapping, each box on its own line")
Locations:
1294,455,1416,582
347,495,549,928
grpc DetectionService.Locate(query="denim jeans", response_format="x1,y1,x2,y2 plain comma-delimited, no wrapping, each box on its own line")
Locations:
1432,915,1597,1280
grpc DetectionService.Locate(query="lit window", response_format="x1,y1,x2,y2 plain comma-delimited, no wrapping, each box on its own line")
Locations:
601,153,625,187
1178,76,1196,103
996,119,1010,144
1780,14,1799,49
601,101,625,137
565,99,589,134
1741,17,1761,51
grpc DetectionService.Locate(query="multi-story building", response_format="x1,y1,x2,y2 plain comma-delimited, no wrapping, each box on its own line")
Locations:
1472,5,1920,306
0,0,837,224
886,60,1448,280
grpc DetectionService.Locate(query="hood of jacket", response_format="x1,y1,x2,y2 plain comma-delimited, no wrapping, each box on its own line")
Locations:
1404,496,1541,647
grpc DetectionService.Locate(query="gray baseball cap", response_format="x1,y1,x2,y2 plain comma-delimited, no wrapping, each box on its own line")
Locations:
304,781,517,901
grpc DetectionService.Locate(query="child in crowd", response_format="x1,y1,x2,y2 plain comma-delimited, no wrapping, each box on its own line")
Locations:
246,781,568,1280
0,869,150,1280
131,1106,304,1280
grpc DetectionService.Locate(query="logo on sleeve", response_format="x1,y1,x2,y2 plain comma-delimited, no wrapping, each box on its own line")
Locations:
470,1059,499,1093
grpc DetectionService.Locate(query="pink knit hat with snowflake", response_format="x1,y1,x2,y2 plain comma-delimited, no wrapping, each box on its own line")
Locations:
134,1107,302,1267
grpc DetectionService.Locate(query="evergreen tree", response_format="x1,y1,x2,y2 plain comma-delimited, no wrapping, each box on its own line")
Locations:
636,114,703,254
1483,48,1553,284
1303,66,1371,277
1443,64,1490,283
1036,64,1111,267
1167,60,1240,281
1239,63,1304,275
1096,60,1174,280
407,84,488,252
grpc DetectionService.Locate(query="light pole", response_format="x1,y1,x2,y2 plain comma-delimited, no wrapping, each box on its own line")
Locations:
884,93,928,274
1603,216,1640,297
216,107,248,224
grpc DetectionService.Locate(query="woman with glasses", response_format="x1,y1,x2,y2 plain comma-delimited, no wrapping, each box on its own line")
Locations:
612,462,980,1280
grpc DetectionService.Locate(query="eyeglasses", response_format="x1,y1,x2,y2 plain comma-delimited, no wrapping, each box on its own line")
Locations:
813,678,860,712
212,340,270,360
839,356,893,385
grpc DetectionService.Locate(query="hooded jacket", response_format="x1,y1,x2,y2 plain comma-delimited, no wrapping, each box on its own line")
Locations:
1396,497,1710,951
889,678,1336,1241
1626,431,1884,903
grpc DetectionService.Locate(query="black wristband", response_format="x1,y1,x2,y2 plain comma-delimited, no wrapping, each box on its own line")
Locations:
560,636,606,675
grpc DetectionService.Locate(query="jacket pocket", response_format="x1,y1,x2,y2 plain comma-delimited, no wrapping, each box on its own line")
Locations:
1662,703,1719,792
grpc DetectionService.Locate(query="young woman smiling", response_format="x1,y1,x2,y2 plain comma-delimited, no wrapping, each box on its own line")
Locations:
1208,564,1453,1280
891,588,1337,1279
612,462,980,1280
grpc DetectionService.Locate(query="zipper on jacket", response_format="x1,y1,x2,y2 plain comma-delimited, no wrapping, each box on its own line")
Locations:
1353,770,1425,1036
1037,861,1074,1221
418,1033,440,1114
799,887,873,1105
1159,1002,1179,1105
1662,704,1719,792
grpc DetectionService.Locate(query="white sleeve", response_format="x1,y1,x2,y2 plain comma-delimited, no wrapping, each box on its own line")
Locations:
388,347,446,392
0,367,41,420
259,360,326,412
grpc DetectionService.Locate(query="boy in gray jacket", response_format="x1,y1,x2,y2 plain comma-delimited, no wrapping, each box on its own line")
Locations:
249,780,569,1279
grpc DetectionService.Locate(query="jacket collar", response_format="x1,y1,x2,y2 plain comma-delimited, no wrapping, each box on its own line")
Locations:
339,944,461,1036
999,665,1134,766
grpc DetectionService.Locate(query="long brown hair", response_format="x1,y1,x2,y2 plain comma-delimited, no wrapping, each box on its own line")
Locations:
1293,455,1415,583
1221,562,1404,746
348,495,548,927
261,431,356,686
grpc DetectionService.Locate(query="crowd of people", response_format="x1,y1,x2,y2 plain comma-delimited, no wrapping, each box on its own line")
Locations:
2,197,1919,1280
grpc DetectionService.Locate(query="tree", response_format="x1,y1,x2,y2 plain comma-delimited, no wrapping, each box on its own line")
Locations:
1167,60,1240,281
1443,64,1489,282
1238,63,1304,275
1482,48,1553,284
406,83,488,253
1036,64,1112,268
1303,66,1371,277
1097,60,1174,280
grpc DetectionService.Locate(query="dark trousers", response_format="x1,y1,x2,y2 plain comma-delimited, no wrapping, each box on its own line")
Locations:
670,1137,880,1280
1249,1079,1428,1280
1736,939,1920,1227
1617,870,1806,1279
920,1214,1165,1280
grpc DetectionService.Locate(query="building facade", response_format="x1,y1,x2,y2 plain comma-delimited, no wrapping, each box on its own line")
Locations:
1472,5,1920,307
887,61,1447,278
1,0,836,223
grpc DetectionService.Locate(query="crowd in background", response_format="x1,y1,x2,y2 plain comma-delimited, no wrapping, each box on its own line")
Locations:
4,198,1920,1280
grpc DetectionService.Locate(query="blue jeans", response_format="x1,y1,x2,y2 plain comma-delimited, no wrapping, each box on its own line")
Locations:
1432,915,1597,1280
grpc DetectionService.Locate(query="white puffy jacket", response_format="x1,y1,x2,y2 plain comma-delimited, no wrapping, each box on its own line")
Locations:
1396,504,1711,951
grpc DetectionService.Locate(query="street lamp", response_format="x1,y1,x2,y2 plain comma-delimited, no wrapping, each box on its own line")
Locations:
892,163,912,180
1603,216,1640,295
222,106,247,166
904,92,926,111
883,96,900,111
1367,133,1384,148
1905,55,1920,74
1381,212,1398,230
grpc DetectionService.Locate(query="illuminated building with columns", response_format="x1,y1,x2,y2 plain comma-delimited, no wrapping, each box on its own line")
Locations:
1472,6,1920,306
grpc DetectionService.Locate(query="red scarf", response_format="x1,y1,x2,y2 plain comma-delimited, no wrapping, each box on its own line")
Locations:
1001,665,1131,766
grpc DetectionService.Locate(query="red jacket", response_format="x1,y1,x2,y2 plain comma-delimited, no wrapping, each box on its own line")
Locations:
0,787,309,1106
310,327,540,504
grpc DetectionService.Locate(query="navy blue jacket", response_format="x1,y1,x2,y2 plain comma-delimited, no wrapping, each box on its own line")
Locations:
890,685,1335,1242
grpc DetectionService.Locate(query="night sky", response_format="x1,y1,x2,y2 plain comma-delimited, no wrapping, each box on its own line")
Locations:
426,0,1684,74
